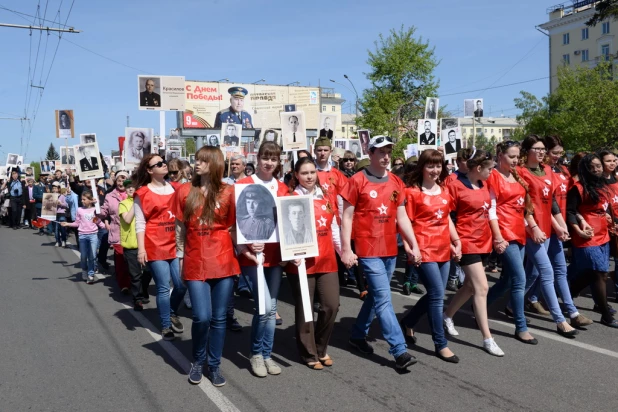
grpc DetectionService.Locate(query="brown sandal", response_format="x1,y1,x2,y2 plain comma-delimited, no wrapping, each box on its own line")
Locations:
306,361,324,370
319,355,333,367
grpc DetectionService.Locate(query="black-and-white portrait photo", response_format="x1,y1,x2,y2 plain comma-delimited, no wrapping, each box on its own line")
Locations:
80,133,96,144
348,139,362,159
41,193,59,221
75,142,103,180
319,113,336,139
56,110,74,138
203,134,221,148
165,149,181,163
40,160,51,173
334,139,346,150
235,184,277,244
425,97,439,120
441,118,459,130
258,129,281,149
464,98,484,118
139,77,161,107
61,147,76,166
221,123,241,147
443,129,462,155
280,111,306,151
125,128,153,164
6,153,18,167
357,130,370,157
276,195,319,261
418,119,437,146
189,154,195,164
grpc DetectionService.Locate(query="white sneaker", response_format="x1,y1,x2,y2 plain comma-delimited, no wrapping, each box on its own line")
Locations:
250,355,267,378
86,275,95,284
264,358,281,375
62,241,66,248
55,242,60,247
443,315,459,336
483,338,505,357
184,291,192,309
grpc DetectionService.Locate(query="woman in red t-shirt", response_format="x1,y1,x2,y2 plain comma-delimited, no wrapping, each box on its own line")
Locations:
567,153,618,327
135,154,187,341
599,149,618,294
285,157,341,370
442,149,504,357
235,141,289,378
400,150,462,363
174,147,240,386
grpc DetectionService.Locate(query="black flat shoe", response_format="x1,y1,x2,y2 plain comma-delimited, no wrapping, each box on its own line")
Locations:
600,318,618,328
514,333,538,345
400,320,417,345
435,350,459,363
556,326,578,338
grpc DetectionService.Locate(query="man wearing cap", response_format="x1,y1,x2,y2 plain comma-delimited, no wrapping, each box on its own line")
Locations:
314,137,347,220
140,78,161,107
214,87,253,129
339,135,422,371
237,185,275,241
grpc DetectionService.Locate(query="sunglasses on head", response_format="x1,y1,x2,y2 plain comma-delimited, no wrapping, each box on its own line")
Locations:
148,160,166,169
373,136,393,145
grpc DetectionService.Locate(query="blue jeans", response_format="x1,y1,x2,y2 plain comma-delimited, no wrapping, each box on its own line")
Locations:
237,271,252,293
402,261,450,351
487,241,528,333
524,238,566,323
54,215,67,244
148,259,186,330
528,234,578,316
187,277,235,367
351,257,407,358
244,265,282,359
448,259,465,283
404,261,420,285
78,233,98,276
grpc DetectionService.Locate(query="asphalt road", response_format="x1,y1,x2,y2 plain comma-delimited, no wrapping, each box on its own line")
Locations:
1,227,616,412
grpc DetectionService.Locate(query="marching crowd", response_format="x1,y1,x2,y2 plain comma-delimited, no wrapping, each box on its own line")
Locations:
1,134,617,388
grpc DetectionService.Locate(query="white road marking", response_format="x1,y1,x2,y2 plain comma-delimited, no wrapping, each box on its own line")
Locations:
68,245,240,412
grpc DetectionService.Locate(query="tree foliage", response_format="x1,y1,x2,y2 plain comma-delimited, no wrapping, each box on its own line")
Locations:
514,63,618,151
586,0,618,27
357,25,440,153
185,137,196,155
46,143,60,160
30,161,41,178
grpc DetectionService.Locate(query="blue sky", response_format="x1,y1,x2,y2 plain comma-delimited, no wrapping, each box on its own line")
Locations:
0,0,559,162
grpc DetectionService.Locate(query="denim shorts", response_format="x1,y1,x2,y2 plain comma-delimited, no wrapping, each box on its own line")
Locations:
572,243,610,272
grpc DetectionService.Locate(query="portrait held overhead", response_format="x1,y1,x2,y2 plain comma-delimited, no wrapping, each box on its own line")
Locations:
55,109,74,138
139,77,161,107
280,111,307,151
222,123,241,147
424,97,439,119
124,128,153,164
137,75,185,111
80,133,96,144
417,119,437,148
235,183,278,243
319,113,337,139
60,147,76,166
75,142,103,180
464,98,484,118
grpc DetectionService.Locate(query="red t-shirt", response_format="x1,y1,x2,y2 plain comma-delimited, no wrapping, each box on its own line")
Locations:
317,167,348,222
135,185,176,261
486,169,527,245
607,180,618,219
550,165,571,234
236,175,289,267
447,177,492,254
571,182,610,248
286,194,338,275
517,165,554,238
173,182,240,281
340,171,405,258
405,186,452,263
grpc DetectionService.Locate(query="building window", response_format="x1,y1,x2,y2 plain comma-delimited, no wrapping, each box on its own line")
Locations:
490,129,494,134
322,105,326,111
563,33,569,45
563,54,570,65
350,127,355,132
331,106,335,112
582,27,589,40
581,49,589,62
476,128,482,135
602,44,610,61
462,129,467,135
341,127,345,133
602,22,610,35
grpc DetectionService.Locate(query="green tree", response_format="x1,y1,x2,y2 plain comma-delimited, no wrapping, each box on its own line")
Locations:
30,161,41,178
357,25,440,158
46,143,60,160
585,0,618,27
185,138,196,155
514,63,618,151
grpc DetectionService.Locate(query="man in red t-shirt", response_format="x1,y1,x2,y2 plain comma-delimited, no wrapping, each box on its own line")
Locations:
340,135,421,370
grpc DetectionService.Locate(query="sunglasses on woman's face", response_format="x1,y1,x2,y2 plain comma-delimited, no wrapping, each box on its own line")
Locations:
148,160,166,169
168,170,179,176
394,162,404,166
343,158,355,162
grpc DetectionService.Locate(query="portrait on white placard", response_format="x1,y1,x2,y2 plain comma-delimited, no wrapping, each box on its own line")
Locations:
60,147,76,168
125,128,153,164
56,110,74,138
443,128,462,156
41,193,59,221
280,111,307,151
417,119,437,147
441,118,458,130
165,149,181,163
75,142,103,180
464,98,484,118
319,113,337,139
152,135,166,152
276,195,318,261
221,123,242,148
203,134,221,148
189,154,195,165
347,139,362,159
80,133,96,145
334,139,346,150
6,153,18,167
235,183,278,244
258,129,281,150
357,130,370,157
424,97,439,120
139,77,161,108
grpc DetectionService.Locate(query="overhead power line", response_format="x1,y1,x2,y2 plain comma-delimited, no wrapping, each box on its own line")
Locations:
440,76,552,97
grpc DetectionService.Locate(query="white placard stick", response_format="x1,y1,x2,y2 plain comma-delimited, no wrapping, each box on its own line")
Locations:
256,252,266,315
298,259,313,323
90,179,100,214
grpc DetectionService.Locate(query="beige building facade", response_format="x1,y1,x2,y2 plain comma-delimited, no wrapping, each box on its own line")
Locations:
539,1,616,92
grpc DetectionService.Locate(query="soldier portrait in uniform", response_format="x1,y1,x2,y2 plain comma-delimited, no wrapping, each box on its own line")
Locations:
464,98,483,118
58,111,71,130
80,133,96,144
125,128,152,164
222,123,241,147
419,120,436,145
61,147,76,166
139,77,161,107
75,142,103,180
281,198,313,245
424,98,438,120
213,86,253,129
235,184,277,243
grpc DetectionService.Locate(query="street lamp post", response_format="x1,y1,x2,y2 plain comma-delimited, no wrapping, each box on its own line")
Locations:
343,74,359,117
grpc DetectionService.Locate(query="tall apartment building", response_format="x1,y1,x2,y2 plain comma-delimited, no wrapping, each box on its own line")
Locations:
539,1,616,92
